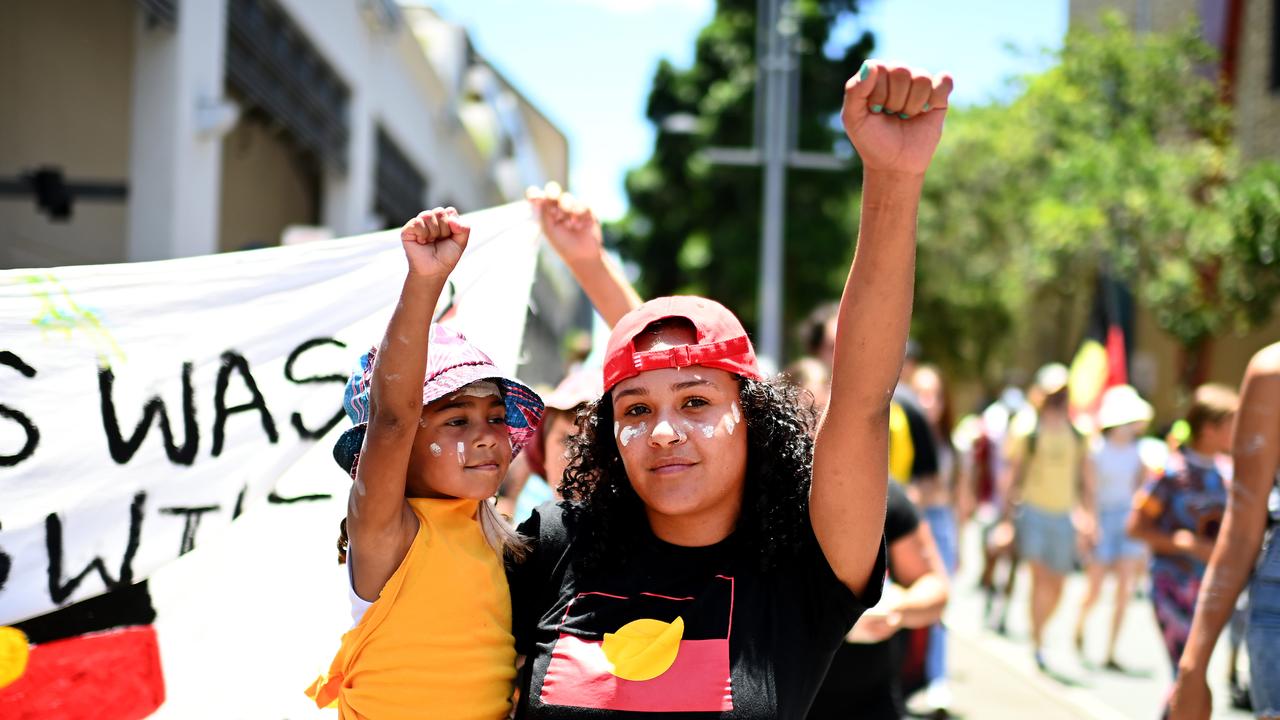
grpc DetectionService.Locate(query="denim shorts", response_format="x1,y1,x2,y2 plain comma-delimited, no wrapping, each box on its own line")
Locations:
1248,527,1280,716
1094,506,1145,565
1016,505,1076,574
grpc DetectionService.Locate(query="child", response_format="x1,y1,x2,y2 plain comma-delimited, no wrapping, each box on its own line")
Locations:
306,207,544,719
1128,383,1239,692
1074,384,1152,670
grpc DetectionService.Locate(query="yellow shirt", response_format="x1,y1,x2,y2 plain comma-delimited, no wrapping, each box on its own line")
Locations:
888,402,914,484
1005,419,1084,514
307,498,516,719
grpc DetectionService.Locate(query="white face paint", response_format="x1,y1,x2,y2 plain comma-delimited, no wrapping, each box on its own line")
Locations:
614,421,621,441
700,424,716,439
429,442,443,457
726,402,740,436
1242,433,1266,455
457,441,466,466
619,421,649,447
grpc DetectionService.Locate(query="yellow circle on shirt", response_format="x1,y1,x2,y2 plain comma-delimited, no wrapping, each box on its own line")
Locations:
601,616,684,681
0,626,31,689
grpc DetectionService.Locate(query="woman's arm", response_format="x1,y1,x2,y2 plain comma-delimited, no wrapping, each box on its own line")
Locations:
1170,343,1280,719
527,183,642,328
812,62,953,595
348,207,469,600
1126,500,1213,563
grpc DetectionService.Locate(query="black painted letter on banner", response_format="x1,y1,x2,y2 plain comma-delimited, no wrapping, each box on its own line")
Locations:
99,362,199,465
0,350,40,467
47,492,145,605
285,337,347,439
0,546,10,593
212,351,279,456
160,505,221,555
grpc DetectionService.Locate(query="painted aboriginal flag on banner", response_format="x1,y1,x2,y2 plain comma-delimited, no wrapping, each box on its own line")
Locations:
0,202,542,717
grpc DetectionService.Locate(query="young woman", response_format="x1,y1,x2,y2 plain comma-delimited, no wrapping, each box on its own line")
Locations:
506,61,953,719
908,363,967,712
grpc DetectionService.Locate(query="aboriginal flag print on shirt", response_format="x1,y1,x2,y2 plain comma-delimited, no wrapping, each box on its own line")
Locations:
540,575,735,712
508,503,887,719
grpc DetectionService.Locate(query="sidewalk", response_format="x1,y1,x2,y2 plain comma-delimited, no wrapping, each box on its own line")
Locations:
936,626,1128,720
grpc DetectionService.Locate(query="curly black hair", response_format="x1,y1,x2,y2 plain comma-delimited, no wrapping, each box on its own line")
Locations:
558,374,820,573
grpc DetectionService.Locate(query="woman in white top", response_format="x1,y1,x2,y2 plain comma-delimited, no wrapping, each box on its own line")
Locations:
1074,384,1152,670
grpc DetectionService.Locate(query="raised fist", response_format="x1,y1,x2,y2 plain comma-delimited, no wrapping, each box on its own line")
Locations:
399,207,470,280
841,61,954,176
526,182,603,265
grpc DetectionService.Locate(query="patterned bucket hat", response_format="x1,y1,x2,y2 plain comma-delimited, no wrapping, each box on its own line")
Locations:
332,325,544,476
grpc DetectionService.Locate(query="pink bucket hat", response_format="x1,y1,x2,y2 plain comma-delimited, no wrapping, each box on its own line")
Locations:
332,325,544,476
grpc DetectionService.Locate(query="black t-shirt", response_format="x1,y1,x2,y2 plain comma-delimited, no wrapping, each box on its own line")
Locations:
508,503,886,719
807,482,921,720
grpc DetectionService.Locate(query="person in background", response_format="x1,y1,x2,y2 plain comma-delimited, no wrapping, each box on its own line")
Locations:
1128,383,1240,714
908,364,969,715
1002,363,1095,671
1074,384,1153,671
498,184,642,524
803,306,938,486
809,481,950,720
1169,343,1280,720
972,387,1027,633
513,368,602,524
785,356,832,412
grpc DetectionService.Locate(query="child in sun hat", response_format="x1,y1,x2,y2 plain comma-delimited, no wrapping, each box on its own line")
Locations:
306,207,544,720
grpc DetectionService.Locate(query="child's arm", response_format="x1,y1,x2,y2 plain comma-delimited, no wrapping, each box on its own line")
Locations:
1126,478,1214,562
811,62,953,596
527,183,642,328
347,207,469,601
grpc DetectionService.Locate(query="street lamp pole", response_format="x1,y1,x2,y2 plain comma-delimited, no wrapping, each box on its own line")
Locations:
756,0,791,371
701,0,850,371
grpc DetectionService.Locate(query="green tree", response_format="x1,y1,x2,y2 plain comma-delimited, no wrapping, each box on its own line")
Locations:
913,13,1280,391
611,0,872,346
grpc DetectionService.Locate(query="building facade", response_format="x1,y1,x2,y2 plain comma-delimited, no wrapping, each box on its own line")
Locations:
1,0,584,381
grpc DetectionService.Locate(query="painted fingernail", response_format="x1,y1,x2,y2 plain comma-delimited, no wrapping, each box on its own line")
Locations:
871,104,883,114
898,112,910,119
859,62,870,81
922,103,931,111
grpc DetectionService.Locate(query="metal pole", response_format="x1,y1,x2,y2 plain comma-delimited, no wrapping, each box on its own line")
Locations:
756,0,789,370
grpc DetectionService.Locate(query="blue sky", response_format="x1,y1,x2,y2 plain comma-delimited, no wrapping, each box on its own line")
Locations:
424,0,1069,220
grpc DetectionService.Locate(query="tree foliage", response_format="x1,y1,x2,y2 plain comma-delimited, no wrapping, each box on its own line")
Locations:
611,0,872,342
913,13,1280,390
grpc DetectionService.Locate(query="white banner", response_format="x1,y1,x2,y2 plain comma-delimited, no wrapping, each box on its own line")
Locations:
0,202,541,625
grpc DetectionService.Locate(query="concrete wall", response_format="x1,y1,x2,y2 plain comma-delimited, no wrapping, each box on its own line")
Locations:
1069,0,1200,32
217,111,321,253
1236,0,1280,159
273,0,500,231
0,0,134,269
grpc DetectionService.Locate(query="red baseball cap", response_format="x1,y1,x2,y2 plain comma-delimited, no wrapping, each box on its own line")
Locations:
603,296,763,392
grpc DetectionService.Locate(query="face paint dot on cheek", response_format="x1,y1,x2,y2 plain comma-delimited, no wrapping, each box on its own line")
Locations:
429,442,443,457
731,402,741,424
619,421,648,447
457,441,466,466
700,424,715,439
